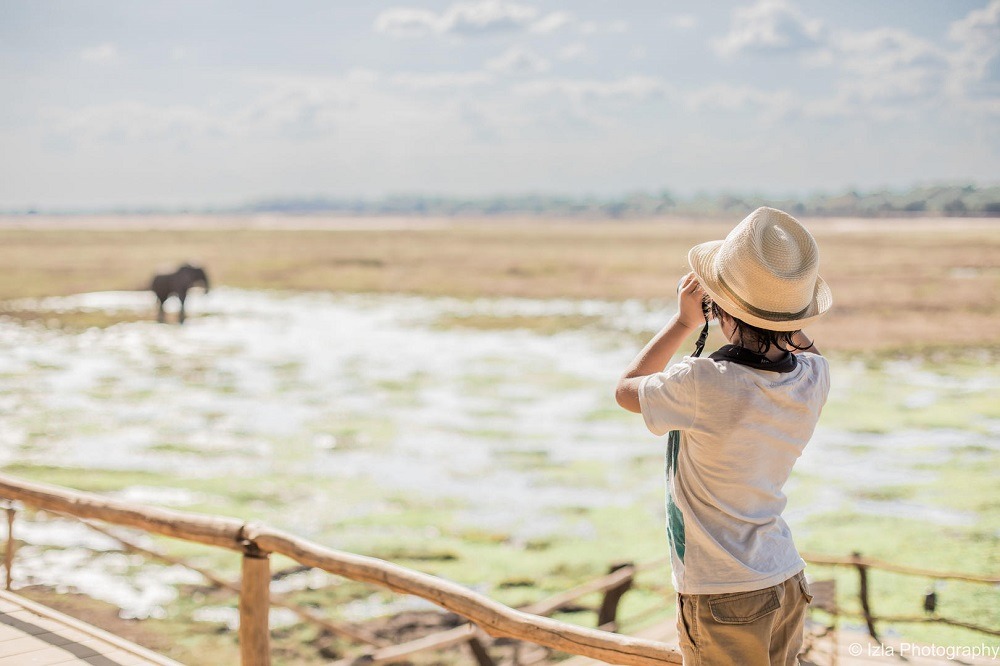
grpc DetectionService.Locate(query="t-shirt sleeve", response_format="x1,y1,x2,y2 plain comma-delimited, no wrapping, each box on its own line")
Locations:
800,352,832,403
637,359,698,437
814,354,831,402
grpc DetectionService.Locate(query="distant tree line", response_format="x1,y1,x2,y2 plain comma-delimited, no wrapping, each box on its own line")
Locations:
242,183,1000,218
10,183,1000,217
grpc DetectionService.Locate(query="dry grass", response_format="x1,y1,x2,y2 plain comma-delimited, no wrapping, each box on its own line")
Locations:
1,216,997,352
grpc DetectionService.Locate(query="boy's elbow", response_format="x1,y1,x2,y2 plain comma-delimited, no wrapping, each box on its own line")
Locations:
615,377,642,414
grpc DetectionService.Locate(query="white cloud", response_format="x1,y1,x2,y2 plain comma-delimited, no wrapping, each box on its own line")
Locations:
682,40,948,124
373,8,440,37
783,0,998,112
389,71,494,89
832,29,949,105
579,19,628,35
709,1,998,120
684,84,798,121
48,72,385,143
948,0,1000,105
43,68,515,156
529,11,574,34
513,74,665,102
486,46,550,75
80,43,119,63
345,68,381,85
948,0,1000,59
667,15,698,30
441,0,539,36
48,101,218,142
234,79,360,136
557,42,586,61
798,25,957,118
713,0,823,57
374,1,573,38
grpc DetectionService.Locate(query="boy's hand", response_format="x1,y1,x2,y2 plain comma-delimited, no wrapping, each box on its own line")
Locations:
677,272,707,329
617,272,709,413
616,272,708,413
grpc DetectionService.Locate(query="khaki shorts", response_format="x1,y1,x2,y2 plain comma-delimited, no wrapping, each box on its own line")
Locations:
676,570,813,666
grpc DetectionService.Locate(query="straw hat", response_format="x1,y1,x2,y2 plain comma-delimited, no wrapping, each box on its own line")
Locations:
687,207,832,331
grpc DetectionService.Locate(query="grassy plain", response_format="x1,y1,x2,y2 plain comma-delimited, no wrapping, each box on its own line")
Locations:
2,215,999,352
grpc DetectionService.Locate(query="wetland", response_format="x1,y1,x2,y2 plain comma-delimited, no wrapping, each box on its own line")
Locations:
0,216,997,662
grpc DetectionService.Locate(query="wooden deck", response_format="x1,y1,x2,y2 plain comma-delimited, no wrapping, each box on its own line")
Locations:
0,591,181,666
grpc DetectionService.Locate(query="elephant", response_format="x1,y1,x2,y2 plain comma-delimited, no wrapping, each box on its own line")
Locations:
150,264,210,324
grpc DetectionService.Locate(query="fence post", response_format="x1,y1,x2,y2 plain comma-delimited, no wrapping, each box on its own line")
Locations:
597,562,634,632
466,635,496,666
4,504,15,590
240,542,272,666
852,551,879,643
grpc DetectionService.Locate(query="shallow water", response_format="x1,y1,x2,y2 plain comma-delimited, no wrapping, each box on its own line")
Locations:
2,289,659,513
1,289,995,617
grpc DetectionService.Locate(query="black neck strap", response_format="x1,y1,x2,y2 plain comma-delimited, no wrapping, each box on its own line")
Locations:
709,344,798,373
692,320,710,358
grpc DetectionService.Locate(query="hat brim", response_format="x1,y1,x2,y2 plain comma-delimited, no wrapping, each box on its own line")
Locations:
688,240,832,332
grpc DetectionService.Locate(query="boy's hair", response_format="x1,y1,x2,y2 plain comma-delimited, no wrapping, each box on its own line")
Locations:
710,300,811,354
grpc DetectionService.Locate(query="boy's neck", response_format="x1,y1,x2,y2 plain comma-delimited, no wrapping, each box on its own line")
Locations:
729,340,790,362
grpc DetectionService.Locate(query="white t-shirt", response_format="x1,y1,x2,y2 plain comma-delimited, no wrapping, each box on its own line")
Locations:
638,352,830,594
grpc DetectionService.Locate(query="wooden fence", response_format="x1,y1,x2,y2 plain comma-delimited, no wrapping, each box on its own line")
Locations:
1,472,996,665
0,473,683,666
798,551,999,641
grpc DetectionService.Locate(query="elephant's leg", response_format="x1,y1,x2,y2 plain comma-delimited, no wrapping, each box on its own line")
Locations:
178,292,187,324
157,299,166,323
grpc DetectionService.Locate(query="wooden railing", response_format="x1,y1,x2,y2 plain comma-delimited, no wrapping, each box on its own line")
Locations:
799,550,1000,641
335,561,650,666
0,473,683,666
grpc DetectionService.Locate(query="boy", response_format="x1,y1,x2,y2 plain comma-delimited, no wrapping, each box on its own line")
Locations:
615,207,832,665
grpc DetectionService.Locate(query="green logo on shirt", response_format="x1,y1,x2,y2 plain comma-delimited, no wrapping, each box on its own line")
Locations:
666,430,686,562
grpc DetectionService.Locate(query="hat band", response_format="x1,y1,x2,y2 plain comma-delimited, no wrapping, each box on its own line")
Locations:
717,275,812,322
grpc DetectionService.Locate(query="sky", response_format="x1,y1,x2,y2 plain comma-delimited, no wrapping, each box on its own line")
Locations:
1,0,998,209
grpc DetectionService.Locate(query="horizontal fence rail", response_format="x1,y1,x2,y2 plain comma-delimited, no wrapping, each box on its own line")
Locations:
3,473,995,663
247,525,681,665
800,551,1000,585
799,549,1000,642
72,515,384,646
336,562,643,665
0,473,683,666
0,474,245,551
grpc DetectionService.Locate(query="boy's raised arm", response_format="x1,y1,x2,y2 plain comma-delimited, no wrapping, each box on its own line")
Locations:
790,330,821,356
615,272,706,414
